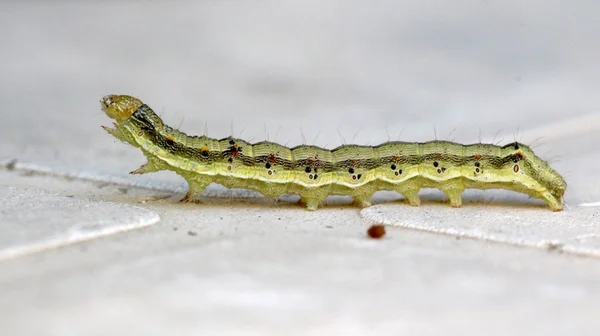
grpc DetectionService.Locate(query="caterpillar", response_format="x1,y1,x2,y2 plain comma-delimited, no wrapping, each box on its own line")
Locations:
100,94,567,211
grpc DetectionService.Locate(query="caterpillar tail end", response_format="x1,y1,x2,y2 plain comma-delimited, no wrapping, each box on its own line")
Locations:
547,196,564,212
542,189,564,212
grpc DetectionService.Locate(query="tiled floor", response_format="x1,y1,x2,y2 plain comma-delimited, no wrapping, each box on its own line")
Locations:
1,2,599,335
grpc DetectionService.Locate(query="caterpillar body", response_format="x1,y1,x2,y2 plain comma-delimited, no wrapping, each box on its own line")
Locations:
100,95,567,211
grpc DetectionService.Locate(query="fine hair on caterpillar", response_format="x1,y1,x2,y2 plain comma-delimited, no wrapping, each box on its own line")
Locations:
100,94,567,212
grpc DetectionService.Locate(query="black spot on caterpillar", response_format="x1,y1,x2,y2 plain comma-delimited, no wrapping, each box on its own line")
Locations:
100,94,567,211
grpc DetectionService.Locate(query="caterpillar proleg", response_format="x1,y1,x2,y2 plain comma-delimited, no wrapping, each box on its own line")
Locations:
100,95,567,211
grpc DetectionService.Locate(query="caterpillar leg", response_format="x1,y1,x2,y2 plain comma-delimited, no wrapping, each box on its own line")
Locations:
180,176,211,203
300,197,324,211
439,181,465,208
101,123,123,139
298,193,327,211
443,189,463,207
353,194,373,208
399,188,421,206
293,185,329,211
101,123,135,145
130,155,164,175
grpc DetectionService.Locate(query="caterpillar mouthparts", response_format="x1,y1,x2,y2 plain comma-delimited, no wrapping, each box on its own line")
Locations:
101,94,567,211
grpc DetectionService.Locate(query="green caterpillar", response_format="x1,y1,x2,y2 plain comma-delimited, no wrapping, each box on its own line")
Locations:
100,94,567,211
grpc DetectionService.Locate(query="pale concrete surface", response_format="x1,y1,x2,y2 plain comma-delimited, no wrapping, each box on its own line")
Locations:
1,170,600,336
1,1,600,335
363,204,600,257
0,186,160,262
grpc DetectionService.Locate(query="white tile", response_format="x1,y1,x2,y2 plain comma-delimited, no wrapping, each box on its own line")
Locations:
362,202,600,257
0,186,160,261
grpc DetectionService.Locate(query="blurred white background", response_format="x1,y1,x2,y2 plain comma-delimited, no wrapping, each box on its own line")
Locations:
1,0,599,184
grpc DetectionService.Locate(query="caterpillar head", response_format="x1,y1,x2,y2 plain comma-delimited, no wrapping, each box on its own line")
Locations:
101,94,143,123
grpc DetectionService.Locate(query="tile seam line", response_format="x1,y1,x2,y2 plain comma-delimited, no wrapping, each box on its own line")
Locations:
0,159,182,194
0,213,162,263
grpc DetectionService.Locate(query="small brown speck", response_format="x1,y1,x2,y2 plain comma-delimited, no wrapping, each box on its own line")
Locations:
545,241,564,252
367,224,386,239
187,230,197,236
6,159,17,170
